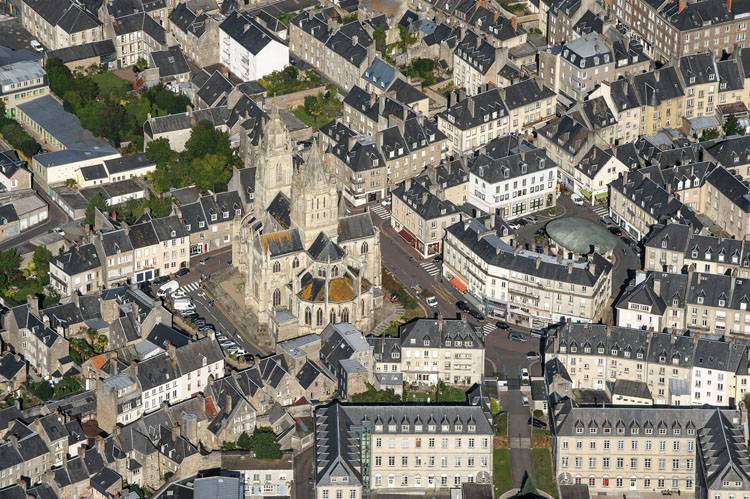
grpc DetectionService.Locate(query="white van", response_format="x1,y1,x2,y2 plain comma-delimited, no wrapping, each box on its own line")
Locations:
173,298,195,311
157,280,180,297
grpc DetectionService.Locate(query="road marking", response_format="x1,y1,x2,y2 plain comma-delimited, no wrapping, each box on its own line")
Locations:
482,323,496,335
370,205,390,219
419,261,440,277
178,282,200,294
592,204,609,218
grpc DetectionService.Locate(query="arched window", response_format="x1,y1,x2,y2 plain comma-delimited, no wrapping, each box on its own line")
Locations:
316,308,324,326
361,241,369,254
305,307,312,325
332,265,339,277
273,261,281,273
292,257,299,268
342,308,350,323
330,310,337,324
273,289,281,307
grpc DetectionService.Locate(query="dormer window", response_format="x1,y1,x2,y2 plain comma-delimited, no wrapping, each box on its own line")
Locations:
441,424,449,431
719,299,725,307
692,250,698,258
375,424,383,431
170,230,176,238
661,240,667,248
446,340,451,347
211,214,217,221
428,424,436,431
611,349,618,356
598,347,604,354
186,224,191,231
388,424,396,432
424,339,430,346
235,209,242,216
697,297,704,304
455,425,462,431
401,424,409,431
223,211,229,219
468,424,475,432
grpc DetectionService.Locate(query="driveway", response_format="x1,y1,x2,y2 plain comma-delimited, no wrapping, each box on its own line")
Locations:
293,447,314,499
501,390,531,487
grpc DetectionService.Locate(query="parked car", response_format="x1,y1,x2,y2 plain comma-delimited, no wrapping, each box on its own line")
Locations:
469,309,484,321
608,226,622,236
526,351,540,360
52,227,65,236
571,193,585,206
194,318,206,327
175,267,190,277
508,331,528,343
496,321,510,330
30,39,43,52
524,215,538,224
521,368,530,383
456,301,470,311
157,280,179,297
153,275,170,286
172,289,188,299
508,223,520,230
521,396,529,406
426,296,439,308
433,254,443,263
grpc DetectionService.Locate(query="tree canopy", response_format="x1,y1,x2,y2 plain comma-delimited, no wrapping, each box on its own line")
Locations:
724,115,745,136
85,193,108,227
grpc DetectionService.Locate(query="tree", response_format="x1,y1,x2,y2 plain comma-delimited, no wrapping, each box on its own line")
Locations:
30,246,53,285
237,431,253,450
701,128,721,140
724,115,745,136
145,138,176,168
373,25,386,52
64,178,78,190
85,193,107,226
135,58,149,72
0,249,22,290
45,58,76,97
189,153,232,192
304,95,321,116
244,427,283,459
350,383,401,403
184,120,231,161
282,65,299,81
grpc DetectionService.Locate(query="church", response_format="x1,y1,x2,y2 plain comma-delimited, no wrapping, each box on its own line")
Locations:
233,108,382,341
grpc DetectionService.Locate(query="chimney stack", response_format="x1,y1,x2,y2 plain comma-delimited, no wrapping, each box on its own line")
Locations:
678,0,686,13
727,0,733,12
224,393,233,413
511,16,518,32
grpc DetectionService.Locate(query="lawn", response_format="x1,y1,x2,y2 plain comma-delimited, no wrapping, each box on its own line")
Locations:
382,269,422,319
493,448,513,497
436,382,468,402
531,448,557,498
92,71,131,97
494,412,508,436
292,88,342,130
260,67,323,96
404,388,433,402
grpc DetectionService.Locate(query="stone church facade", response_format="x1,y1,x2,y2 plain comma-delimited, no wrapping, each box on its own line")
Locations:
233,108,382,341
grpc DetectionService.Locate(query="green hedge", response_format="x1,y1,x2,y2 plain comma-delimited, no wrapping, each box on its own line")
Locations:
0,118,41,157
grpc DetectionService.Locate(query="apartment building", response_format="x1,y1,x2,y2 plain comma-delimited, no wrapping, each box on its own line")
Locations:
21,0,103,51
327,116,447,206
617,268,750,336
179,191,244,256
699,166,750,239
643,223,750,276
467,139,557,220
2,299,69,379
219,10,289,82
0,61,48,117
391,178,462,258
501,79,557,133
680,52,720,119
608,168,706,241
571,146,628,203
110,12,166,68
536,114,596,191
586,79,642,145
314,402,494,499
548,322,750,406
289,13,375,92
552,400,750,496
453,31,501,96
49,243,103,295
167,3,220,67
615,0,750,61
443,218,612,328
633,66,686,135
399,318,484,386
437,88,509,155
539,32,650,101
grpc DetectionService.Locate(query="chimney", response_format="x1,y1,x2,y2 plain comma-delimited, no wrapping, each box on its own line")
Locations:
352,34,358,46
8,433,18,449
727,0,733,12
437,313,444,331
511,16,518,32
535,256,542,270
27,295,39,317
378,95,386,116
129,359,138,378
172,421,181,439
96,435,104,454
224,393,233,413
653,276,662,296
77,445,86,459
467,97,476,118
167,341,177,368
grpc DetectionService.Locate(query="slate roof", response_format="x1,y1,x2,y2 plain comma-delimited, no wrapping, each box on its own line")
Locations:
24,0,101,34
112,12,166,44
315,402,493,486
502,79,555,110
338,213,375,242
400,318,484,349
196,71,233,107
454,30,496,75
52,243,101,276
151,47,190,78
448,218,611,286
470,144,553,184
392,180,460,221
169,2,209,37
144,106,229,137
439,88,507,130
0,353,24,381
220,10,280,55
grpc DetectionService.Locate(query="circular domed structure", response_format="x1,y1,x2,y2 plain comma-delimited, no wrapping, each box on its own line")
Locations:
545,217,618,255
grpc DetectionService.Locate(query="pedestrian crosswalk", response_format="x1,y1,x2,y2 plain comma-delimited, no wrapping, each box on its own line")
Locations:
481,323,496,335
592,204,609,218
178,281,200,294
370,204,390,219
420,261,441,277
